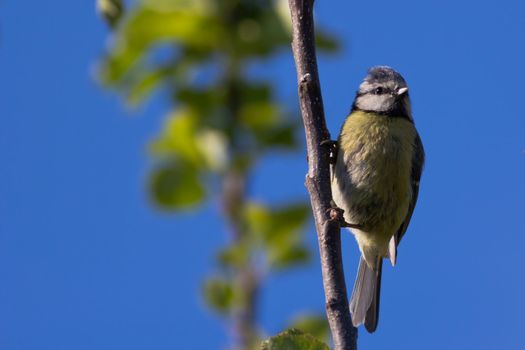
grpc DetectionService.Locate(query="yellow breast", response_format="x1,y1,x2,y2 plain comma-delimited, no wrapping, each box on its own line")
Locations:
333,111,416,255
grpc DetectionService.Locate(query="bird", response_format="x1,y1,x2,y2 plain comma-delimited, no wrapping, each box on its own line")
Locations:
330,66,425,333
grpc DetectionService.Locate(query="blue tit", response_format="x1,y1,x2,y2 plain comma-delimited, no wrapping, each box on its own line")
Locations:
331,66,425,333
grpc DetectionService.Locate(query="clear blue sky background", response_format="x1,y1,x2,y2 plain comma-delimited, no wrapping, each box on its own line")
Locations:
1,1,524,349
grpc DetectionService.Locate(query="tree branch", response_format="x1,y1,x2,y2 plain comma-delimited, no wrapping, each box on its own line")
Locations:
223,58,260,350
287,1,357,349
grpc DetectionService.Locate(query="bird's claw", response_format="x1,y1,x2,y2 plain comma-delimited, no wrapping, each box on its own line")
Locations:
321,139,338,164
326,205,362,230
341,221,362,229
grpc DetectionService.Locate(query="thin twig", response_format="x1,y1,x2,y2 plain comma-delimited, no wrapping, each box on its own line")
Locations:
222,54,259,350
287,1,358,349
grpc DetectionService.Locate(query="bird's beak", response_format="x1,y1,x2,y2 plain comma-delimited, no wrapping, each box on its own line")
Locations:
397,87,409,96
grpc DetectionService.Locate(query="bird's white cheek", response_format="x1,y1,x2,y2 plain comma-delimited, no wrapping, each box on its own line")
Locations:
356,95,393,112
356,95,379,111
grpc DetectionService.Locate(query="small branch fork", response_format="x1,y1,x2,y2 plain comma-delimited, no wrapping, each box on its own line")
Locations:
287,0,358,349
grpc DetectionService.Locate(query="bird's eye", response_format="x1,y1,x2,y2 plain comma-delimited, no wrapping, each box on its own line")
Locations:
373,87,384,95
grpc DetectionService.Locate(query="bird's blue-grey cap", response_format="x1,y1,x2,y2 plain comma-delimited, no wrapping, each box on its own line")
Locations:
365,66,407,87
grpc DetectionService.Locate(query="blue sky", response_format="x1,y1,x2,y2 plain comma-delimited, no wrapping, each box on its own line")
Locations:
1,1,524,349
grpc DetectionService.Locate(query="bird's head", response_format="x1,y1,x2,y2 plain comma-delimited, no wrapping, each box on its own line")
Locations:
353,66,412,120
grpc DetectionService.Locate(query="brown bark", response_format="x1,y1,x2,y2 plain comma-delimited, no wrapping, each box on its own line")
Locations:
287,1,358,349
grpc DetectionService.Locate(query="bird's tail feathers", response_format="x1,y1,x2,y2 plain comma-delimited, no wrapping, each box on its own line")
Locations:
349,256,383,333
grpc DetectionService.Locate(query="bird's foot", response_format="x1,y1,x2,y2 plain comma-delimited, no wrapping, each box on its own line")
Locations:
341,221,362,229
321,139,338,164
326,204,362,230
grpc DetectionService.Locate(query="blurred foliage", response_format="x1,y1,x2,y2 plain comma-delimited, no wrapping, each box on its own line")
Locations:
203,277,236,314
215,201,312,272
260,329,329,350
150,160,205,209
97,0,125,28
288,314,330,345
244,202,311,270
98,0,339,348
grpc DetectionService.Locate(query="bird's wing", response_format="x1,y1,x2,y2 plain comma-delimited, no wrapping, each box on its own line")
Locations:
389,132,425,265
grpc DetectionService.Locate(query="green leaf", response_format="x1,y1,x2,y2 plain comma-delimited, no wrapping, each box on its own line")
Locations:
97,0,124,29
244,202,311,270
268,245,310,270
245,202,310,243
194,129,229,171
289,315,330,344
123,7,221,51
176,87,223,115
244,202,271,239
150,107,230,171
253,121,298,150
269,203,310,242
239,82,272,104
217,243,249,268
202,277,235,314
149,161,205,210
99,5,221,85
316,31,340,53
126,66,170,106
239,102,281,129
150,109,204,166
261,329,330,350
233,6,290,57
